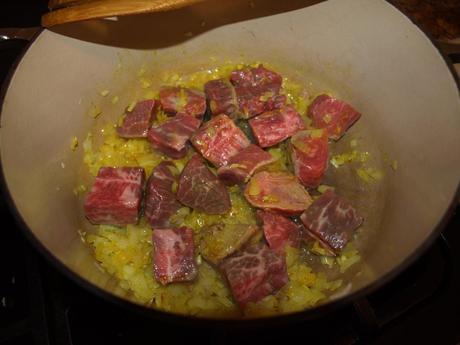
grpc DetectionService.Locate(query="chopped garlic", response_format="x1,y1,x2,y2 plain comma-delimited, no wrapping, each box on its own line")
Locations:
173,160,185,173
320,256,335,267
356,168,370,182
310,241,334,256
337,246,361,273
73,184,87,196
323,114,332,124
171,181,178,193
111,96,119,104
331,150,369,168
166,164,180,176
317,184,334,194
247,181,261,196
117,114,125,127
259,91,275,102
70,136,78,151
309,128,324,138
356,167,383,182
137,67,146,77
368,168,383,180
127,100,137,112
228,163,247,169
382,152,398,172
391,160,398,171
77,229,87,243
140,78,151,89
90,104,102,118
100,90,110,97
262,194,278,203
162,72,180,83
153,110,170,126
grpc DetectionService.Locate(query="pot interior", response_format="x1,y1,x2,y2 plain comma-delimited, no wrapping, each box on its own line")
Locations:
1,0,459,318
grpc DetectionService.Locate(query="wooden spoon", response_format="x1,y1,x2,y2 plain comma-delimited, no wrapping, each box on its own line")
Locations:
42,0,205,27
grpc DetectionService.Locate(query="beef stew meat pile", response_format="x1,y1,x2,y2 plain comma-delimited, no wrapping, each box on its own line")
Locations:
83,64,364,312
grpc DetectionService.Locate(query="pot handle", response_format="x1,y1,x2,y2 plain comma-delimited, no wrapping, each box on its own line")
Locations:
0,27,40,42
437,41,460,64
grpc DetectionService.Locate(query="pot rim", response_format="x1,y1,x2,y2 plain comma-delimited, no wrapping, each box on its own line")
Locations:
0,8,459,326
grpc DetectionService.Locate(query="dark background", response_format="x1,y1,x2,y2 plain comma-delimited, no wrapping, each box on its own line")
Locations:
0,1,47,27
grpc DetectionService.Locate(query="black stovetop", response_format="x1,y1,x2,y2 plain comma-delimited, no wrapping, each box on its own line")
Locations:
1,2,460,344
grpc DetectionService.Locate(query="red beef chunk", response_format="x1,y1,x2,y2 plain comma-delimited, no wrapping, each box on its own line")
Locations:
84,167,145,226
152,227,197,284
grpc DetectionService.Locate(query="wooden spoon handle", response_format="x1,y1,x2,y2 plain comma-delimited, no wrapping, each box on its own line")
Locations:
42,0,204,27
48,0,90,10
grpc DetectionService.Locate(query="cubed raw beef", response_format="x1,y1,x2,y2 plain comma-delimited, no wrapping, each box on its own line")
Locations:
244,171,312,215
257,210,300,253
249,105,305,147
117,99,158,138
300,190,363,254
152,227,197,284
144,162,181,228
289,129,329,188
307,94,361,141
191,114,250,167
159,86,206,118
204,79,239,118
217,144,276,186
220,243,288,308
199,223,259,265
147,112,201,159
84,167,145,226
176,155,231,214
230,64,285,118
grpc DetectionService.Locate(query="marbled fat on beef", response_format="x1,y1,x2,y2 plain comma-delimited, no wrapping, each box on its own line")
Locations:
176,155,231,214
200,224,259,265
144,162,181,228
220,243,288,307
289,129,329,188
159,86,206,118
217,144,276,186
152,227,197,284
230,64,285,118
244,171,312,215
117,99,158,138
249,105,305,147
307,94,361,141
191,114,250,167
300,190,363,254
84,167,145,226
147,112,201,159
257,210,300,253
204,78,239,118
